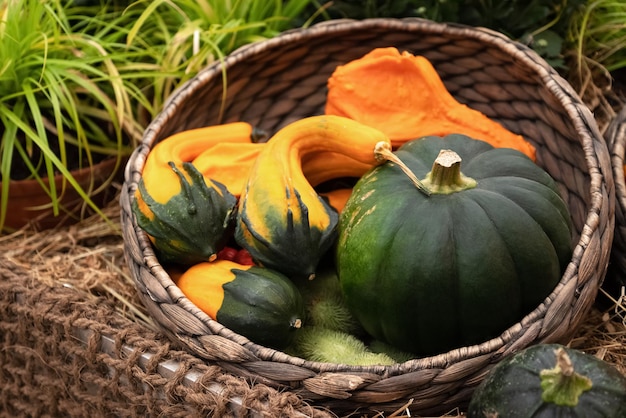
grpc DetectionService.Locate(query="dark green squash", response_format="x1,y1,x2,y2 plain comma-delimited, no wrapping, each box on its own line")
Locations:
133,162,237,265
467,344,626,417
337,134,573,355
176,259,305,350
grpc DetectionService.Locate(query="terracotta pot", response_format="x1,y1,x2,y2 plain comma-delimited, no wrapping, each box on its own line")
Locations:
2,157,123,232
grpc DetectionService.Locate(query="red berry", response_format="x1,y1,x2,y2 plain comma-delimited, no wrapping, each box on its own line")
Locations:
217,246,238,261
235,248,255,265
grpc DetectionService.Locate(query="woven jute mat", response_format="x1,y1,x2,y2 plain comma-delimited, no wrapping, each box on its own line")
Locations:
1,190,625,418
0,197,335,418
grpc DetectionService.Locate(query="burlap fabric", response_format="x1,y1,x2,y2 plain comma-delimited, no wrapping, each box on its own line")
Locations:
0,259,331,417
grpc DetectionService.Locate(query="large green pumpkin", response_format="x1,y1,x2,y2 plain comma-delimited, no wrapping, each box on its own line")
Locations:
467,344,626,417
337,134,573,355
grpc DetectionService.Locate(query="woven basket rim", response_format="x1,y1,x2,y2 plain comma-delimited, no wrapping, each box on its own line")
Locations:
609,107,626,207
123,17,612,377
607,106,626,284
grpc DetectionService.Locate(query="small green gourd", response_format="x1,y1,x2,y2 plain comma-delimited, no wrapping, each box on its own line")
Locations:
134,162,236,265
468,344,626,417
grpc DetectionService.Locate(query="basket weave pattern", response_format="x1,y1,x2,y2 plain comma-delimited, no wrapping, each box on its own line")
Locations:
607,107,626,291
121,18,614,415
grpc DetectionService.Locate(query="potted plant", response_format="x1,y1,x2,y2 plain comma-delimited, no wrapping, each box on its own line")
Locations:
0,0,318,233
123,0,316,119
0,0,151,232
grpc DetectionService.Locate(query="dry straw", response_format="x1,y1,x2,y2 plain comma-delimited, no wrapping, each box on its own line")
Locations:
121,18,614,416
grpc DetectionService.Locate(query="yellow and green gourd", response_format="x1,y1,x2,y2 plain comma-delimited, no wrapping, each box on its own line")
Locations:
176,259,305,350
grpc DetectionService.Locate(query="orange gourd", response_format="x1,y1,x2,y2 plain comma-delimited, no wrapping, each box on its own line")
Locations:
325,47,536,160
139,122,265,204
320,188,353,212
192,142,369,200
192,142,266,198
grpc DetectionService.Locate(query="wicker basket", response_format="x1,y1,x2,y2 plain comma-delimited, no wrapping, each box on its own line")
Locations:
606,107,626,297
121,18,614,415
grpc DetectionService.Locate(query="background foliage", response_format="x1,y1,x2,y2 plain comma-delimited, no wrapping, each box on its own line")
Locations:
309,0,587,69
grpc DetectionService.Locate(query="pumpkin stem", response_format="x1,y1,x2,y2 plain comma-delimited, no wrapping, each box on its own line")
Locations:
421,149,477,194
539,347,593,407
374,142,431,196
